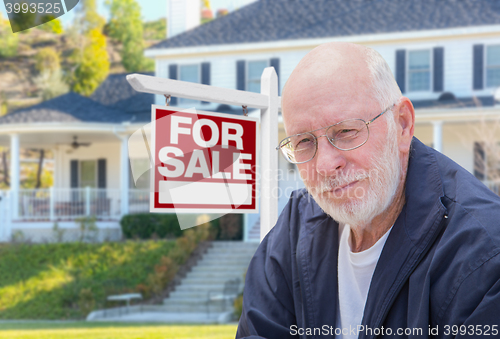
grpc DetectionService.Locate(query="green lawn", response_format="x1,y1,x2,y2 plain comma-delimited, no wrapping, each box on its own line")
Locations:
0,322,238,339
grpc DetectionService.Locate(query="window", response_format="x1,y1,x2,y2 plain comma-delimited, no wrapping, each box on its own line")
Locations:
486,45,500,88
80,160,97,188
130,158,150,189
408,50,431,92
179,64,199,105
247,60,268,93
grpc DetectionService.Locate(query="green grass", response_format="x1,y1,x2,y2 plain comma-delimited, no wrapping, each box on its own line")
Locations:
0,322,238,339
0,241,176,319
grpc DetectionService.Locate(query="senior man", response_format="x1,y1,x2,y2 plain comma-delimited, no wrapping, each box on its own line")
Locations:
236,42,500,339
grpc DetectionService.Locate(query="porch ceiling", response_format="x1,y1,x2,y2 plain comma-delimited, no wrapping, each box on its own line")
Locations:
0,127,125,148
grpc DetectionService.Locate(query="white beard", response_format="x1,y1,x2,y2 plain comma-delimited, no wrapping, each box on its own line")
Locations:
304,120,401,227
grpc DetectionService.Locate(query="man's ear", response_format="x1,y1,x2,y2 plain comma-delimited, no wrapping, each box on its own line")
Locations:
396,97,415,152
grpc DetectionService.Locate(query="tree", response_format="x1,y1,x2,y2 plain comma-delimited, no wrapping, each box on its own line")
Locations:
143,18,166,41
35,48,60,74
106,0,153,72
71,28,110,96
38,17,64,34
69,0,109,96
0,13,19,58
34,69,69,100
75,0,105,33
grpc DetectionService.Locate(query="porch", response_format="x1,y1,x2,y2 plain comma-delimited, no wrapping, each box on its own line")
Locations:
1,188,149,222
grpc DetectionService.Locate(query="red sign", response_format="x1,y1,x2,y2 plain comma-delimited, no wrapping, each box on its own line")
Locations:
150,106,259,213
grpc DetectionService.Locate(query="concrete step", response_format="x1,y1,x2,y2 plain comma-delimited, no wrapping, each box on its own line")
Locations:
181,277,243,285
198,252,254,261
162,241,252,314
186,271,246,279
173,285,226,294
191,265,249,272
169,289,237,299
160,303,230,313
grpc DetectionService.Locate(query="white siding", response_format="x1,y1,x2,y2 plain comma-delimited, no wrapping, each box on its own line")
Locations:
58,142,122,190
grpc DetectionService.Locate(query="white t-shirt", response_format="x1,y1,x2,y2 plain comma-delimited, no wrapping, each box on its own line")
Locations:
336,223,392,339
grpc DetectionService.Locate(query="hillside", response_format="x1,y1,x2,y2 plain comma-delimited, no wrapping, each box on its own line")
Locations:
0,18,165,116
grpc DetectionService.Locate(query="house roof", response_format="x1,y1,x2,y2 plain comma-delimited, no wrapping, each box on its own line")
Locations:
0,73,155,126
149,0,500,50
90,72,154,121
412,95,497,110
0,92,127,125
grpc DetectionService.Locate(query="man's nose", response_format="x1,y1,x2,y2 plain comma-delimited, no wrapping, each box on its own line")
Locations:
314,136,346,177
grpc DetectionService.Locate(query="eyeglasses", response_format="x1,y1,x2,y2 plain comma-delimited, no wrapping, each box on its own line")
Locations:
276,104,395,164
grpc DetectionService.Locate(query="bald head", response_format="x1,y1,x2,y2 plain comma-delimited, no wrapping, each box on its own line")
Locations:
282,42,402,130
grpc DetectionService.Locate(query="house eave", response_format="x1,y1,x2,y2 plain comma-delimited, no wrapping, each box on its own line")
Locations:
145,24,500,58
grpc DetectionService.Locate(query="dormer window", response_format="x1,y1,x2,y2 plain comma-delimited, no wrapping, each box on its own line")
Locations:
486,45,500,88
408,50,431,92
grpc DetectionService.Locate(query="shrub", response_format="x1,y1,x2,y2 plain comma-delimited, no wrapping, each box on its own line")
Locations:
120,213,183,239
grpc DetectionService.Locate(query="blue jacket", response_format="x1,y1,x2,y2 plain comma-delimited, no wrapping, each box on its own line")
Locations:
236,138,500,339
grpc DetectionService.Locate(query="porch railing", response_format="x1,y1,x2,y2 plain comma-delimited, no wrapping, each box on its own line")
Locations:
14,188,149,221
483,180,500,195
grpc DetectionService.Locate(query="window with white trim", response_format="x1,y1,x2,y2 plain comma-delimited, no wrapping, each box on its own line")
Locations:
179,64,200,105
408,50,431,92
247,60,268,93
486,45,500,88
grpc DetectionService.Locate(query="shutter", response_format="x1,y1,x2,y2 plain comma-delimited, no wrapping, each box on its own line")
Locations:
433,47,444,92
473,44,484,90
201,62,211,104
237,60,246,90
169,64,178,105
395,50,406,93
70,160,78,202
474,142,486,180
70,160,78,188
97,159,106,188
270,58,280,94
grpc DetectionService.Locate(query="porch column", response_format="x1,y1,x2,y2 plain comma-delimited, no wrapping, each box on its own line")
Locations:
120,135,129,215
10,134,20,219
432,121,443,153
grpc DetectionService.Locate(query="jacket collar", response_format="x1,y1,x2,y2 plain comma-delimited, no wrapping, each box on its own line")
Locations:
359,137,448,337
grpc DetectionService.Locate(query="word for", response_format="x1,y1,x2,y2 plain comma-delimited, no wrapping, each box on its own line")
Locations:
158,116,251,179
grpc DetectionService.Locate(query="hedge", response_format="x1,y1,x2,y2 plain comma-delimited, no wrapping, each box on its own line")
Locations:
121,213,243,241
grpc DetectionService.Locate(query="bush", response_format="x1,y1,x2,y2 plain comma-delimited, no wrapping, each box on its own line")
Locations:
120,213,183,239
211,214,243,240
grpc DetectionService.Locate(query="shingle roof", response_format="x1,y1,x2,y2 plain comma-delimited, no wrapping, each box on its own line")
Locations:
0,73,156,125
412,95,496,110
0,92,126,125
90,72,154,118
149,0,500,50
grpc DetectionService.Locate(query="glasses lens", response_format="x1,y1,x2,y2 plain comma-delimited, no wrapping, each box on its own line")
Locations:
326,119,368,150
279,132,317,163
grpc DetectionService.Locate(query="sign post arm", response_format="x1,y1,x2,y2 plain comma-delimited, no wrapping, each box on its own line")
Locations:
260,67,279,241
127,74,269,109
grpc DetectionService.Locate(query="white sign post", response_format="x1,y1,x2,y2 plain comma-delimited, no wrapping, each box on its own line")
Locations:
127,68,279,241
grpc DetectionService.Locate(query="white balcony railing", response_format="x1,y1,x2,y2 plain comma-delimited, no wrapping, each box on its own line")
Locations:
12,188,149,221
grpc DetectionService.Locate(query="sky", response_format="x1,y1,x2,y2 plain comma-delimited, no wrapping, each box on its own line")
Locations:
1,0,257,28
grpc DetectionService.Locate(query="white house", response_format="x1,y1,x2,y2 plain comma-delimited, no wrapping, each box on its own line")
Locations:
145,0,500,232
2,0,500,242
0,74,155,242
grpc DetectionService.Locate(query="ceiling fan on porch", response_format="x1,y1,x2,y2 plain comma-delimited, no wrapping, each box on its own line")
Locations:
66,136,91,153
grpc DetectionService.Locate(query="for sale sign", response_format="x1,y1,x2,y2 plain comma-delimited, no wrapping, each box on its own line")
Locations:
150,106,259,214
